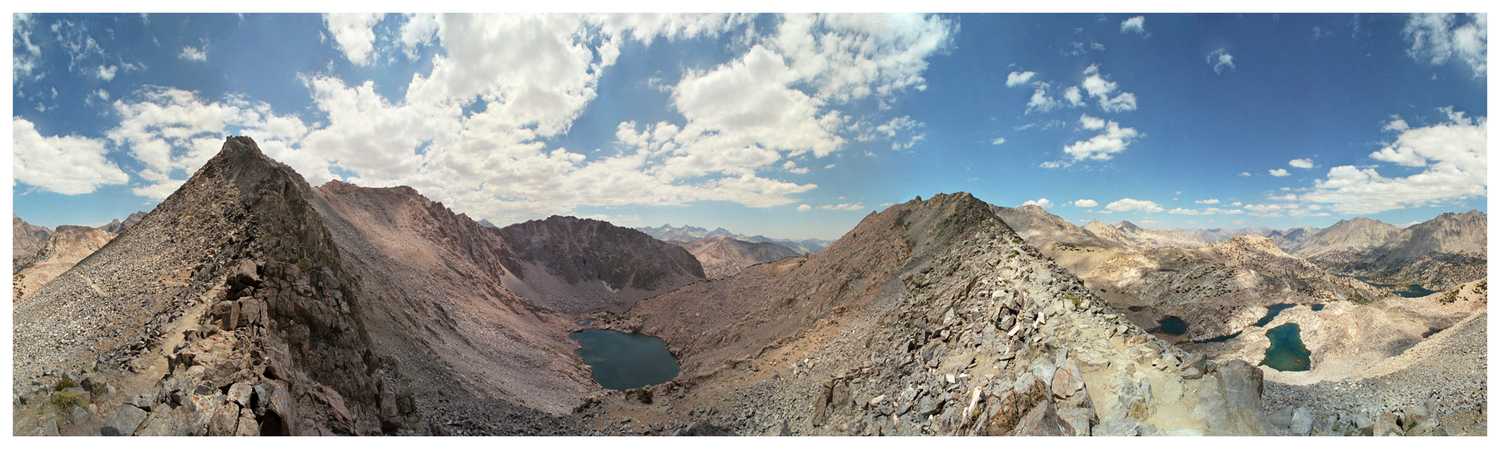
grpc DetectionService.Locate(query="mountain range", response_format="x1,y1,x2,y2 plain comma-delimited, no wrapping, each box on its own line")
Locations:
9,137,1486,436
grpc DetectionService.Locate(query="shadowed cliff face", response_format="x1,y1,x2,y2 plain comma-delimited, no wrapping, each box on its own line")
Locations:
497,215,706,314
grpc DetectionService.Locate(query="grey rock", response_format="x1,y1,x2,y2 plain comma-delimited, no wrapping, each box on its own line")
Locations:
101,405,148,436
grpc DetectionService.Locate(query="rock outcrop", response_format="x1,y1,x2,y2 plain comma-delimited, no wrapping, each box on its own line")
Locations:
1305,211,1486,291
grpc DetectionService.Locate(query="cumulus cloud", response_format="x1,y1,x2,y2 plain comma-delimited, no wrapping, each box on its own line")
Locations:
1080,65,1136,112
797,204,812,212
1120,16,1146,35
1022,198,1052,208
1404,13,1487,77
14,14,43,81
1238,171,1252,177
107,87,321,199
1301,108,1486,213
991,136,1006,145
1289,158,1314,169
1268,168,1290,177
323,13,384,65
769,14,955,103
1208,48,1235,74
1063,114,1140,161
1073,199,1098,208
1195,198,1220,205
1384,115,1410,132
179,45,207,62
1062,86,1083,106
40,14,955,226
1104,198,1163,213
96,64,117,81
1006,70,1037,87
13,117,130,195
1026,82,1060,114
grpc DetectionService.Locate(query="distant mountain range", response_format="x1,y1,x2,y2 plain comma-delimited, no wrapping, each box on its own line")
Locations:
635,224,832,255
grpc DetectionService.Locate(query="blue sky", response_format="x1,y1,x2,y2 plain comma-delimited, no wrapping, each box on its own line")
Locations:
12,13,1488,239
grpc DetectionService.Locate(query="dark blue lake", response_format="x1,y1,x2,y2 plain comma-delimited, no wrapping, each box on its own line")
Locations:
1155,316,1188,336
1262,323,1312,372
1394,284,1436,298
571,329,680,390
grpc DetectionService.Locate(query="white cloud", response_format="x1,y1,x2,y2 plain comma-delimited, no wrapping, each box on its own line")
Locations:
1383,115,1410,132
1079,114,1107,130
1063,115,1139,161
107,87,322,199
1404,13,1487,77
1300,108,1486,214
1073,199,1098,208
179,45,207,62
1062,86,1083,106
1006,70,1037,87
769,14,955,103
1289,158,1314,169
991,137,1006,145
1208,48,1235,74
96,64,117,81
1080,65,1136,112
13,117,130,195
1120,16,1146,35
1026,82,1060,114
1268,168,1290,177
1104,198,1163,213
323,13,384,65
14,14,43,81
783,160,810,174
1238,171,1252,177
797,204,812,212
1195,198,1220,205
1022,198,1052,208
818,202,866,211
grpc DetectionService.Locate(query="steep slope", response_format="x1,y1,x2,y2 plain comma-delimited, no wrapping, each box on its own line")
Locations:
497,216,705,314
1292,217,1400,258
313,181,592,431
681,235,801,279
12,216,51,273
14,137,396,436
1309,211,1486,291
12,225,114,302
604,193,1267,435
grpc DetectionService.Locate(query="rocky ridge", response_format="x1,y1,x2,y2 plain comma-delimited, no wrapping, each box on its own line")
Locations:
14,137,400,435
603,193,1269,435
680,235,801,279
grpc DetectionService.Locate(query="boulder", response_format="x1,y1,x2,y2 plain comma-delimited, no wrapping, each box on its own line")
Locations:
229,260,262,292
1290,407,1313,436
1011,399,1068,436
100,405,148,436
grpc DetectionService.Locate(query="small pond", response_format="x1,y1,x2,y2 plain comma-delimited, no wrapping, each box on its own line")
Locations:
1153,316,1188,336
571,329,681,390
1261,323,1312,372
1254,303,1296,327
1394,284,1436,298
1310,303,1325,311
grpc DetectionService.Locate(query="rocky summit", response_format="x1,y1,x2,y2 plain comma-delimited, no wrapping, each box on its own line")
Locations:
9,137,1486,437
